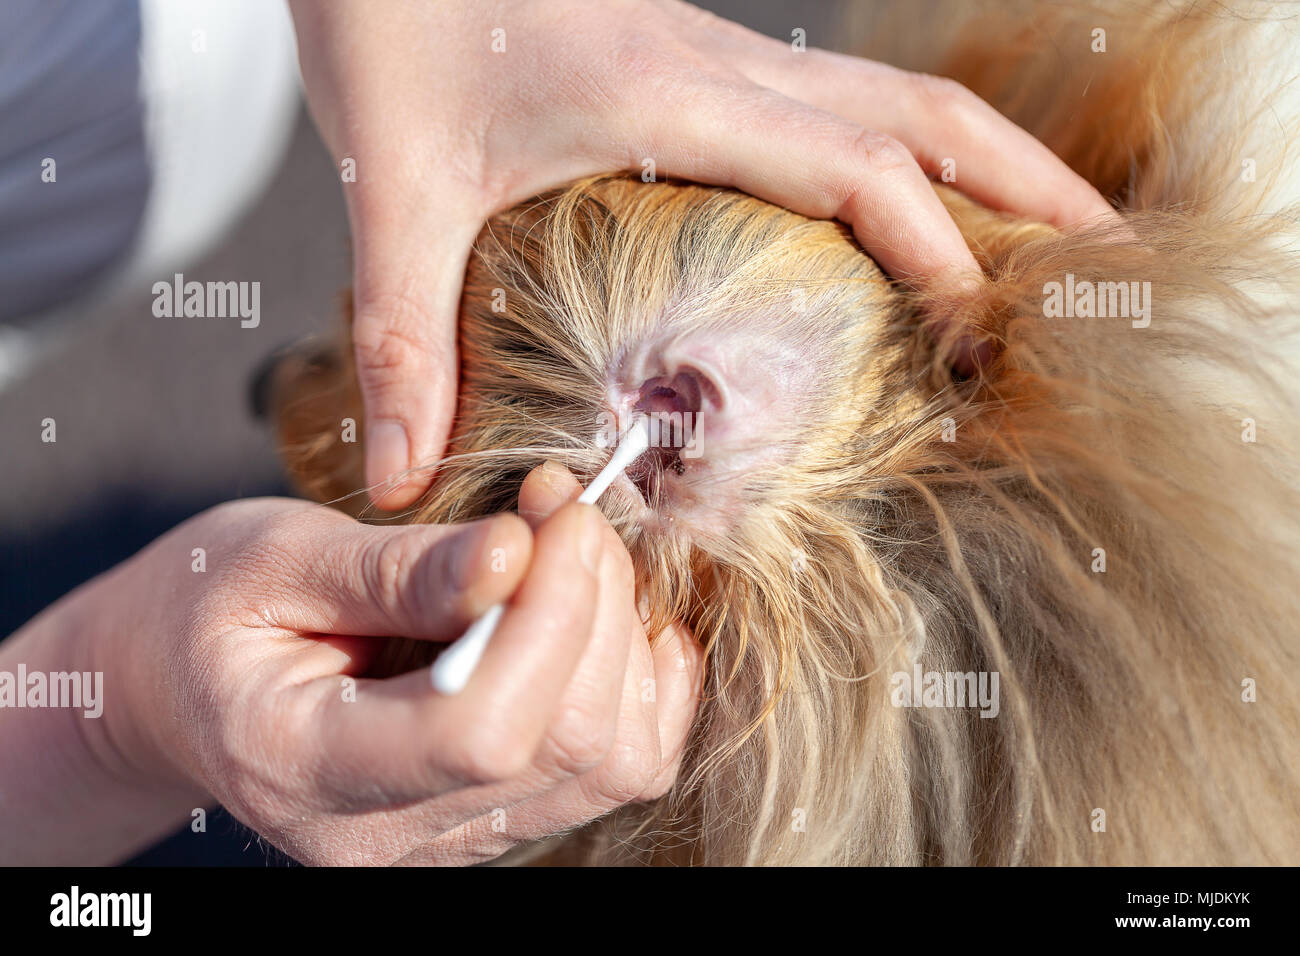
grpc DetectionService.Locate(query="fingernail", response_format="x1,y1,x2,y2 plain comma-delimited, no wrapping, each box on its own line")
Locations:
577,506,603,576
367,420,410,492
539,458,570,491
449,520,492,591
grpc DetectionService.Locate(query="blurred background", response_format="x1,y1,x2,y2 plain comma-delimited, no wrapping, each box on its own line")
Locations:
0,0,849,864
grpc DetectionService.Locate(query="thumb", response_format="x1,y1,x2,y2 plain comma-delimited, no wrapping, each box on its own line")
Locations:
348,207,480,511
250,507,534,643
518,460,584,528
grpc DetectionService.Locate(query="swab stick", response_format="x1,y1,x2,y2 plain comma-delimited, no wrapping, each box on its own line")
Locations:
430,416,653,694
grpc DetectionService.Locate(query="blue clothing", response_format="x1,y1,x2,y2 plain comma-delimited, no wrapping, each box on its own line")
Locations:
0,0,149,324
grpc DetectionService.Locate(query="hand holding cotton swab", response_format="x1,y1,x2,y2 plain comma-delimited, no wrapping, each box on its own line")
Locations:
430,417,652,695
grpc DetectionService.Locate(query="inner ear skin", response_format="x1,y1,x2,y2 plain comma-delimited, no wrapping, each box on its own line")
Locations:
635,369,704,420
626,370,708,503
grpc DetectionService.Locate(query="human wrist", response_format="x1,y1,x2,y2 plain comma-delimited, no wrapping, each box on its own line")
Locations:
0,564,208,863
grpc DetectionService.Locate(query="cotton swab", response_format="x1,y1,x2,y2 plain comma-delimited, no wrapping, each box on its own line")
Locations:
430,416,653,695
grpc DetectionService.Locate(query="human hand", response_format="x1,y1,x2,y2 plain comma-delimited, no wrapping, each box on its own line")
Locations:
287,0,1115,508
84,467,701,865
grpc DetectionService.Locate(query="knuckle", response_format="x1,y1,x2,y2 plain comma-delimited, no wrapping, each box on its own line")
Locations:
351,300,434,382
637,767,677,801
441,726,534,786
602,31,725,113
591,740,660,804
849,128,914,175
358,531,430,621
542,703,616,777
244,514,306,558
912,72,979,114
228,507,325,571
198,508,320,602
199,497,284,530
607,30,682,86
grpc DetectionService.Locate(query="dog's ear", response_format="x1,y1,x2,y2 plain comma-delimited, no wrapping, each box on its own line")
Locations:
255,289,368,515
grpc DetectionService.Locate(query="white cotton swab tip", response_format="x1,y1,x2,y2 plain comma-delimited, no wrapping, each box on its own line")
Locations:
578,417,653,504
430,416,653,695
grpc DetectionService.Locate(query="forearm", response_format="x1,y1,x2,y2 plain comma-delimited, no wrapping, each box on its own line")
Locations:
0,567,209,865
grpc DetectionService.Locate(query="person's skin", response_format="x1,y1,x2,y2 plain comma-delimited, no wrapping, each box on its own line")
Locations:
286,0,1118,510
0,462,701,865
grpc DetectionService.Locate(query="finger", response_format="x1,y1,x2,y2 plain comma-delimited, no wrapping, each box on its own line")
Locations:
454,618,704,844
526,523,640,787
303,501,607,806
241,509,532,645
566,617,662,808
345,189,484,510
476,628,660,840
688,23,1116,228
633,79,982,288
338,512,641,829
388,465,640,820
519,460,642,787
885,72,1116,228
754,57,1116,227
518,460,583,529
637,620,705,799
